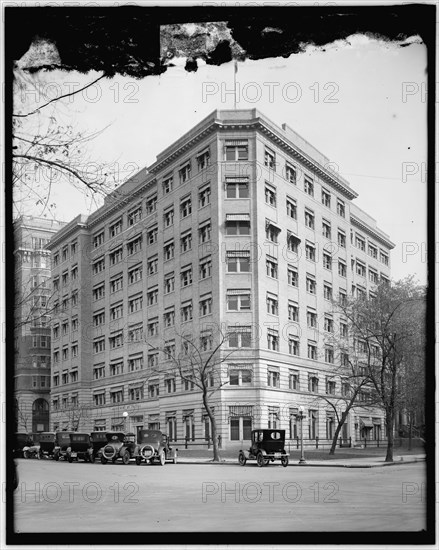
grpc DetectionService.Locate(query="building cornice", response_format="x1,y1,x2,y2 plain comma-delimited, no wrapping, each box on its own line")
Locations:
47,221,87,250
350,215,395,250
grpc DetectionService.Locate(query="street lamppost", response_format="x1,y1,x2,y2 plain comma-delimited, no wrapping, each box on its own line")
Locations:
298,405,306,464
123,411,129,432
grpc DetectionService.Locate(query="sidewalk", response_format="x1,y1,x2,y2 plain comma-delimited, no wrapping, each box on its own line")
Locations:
176,453,426,468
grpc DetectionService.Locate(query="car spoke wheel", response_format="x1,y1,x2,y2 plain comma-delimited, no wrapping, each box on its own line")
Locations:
23,450,29,459
281,456,289,467
238,452,247,466
101,456,108,465
135,456,142,466
256,452,265,467
159,451,165,466
122,451,130,465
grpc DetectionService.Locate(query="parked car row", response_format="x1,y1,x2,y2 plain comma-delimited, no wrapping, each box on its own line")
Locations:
14,430,178,466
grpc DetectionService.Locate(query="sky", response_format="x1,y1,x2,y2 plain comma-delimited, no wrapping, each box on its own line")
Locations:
13,33,428,285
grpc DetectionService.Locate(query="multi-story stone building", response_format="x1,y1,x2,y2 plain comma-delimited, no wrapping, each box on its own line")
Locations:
14,215,67,432
47,109,394,448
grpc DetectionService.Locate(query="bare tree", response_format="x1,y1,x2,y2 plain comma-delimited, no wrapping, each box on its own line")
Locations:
148,326,238,462
336,277,425,462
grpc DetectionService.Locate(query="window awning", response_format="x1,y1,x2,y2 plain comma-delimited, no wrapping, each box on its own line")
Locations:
360,419,374,428
266,219,281,231
287,230,301,243
226,213,250,222
128,381,144,389
182,409,194,419
226,289,251,295
148,414,160,421
229,405,253,417
226,250,250,257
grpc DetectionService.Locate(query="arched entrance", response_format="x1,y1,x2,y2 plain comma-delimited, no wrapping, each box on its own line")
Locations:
32,398,49,432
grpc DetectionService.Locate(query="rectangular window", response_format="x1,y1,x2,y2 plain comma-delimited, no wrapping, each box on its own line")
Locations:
265,224,278,243
163,308,175,328
265,183,277,206
285,163,296,184
322,220,331,239
162,174,173,194
304,176,314,196
109,218,123,238
164,272,175,294
146,193,157,214
266,293,278,315
199,221,212,243
288,337,299,356
226,217,250,236
93,310,105,327
199,295,212,316
199,256,212,279
286,197,297,219
109,247,123,266
197,149,210,171
225,140,248,161
198,184,211,208
368,244,378,259
266,257,278,279
129,294,143,313
109,332,123,350
181,301,193,322
147,318,159,337
226,177,249,198
326,377,336,394
356,261,366,277
110,274,123,293
163,240,174,261
339,289,347,305
93,393,106,406
147,255,158,275
93,365,105,379
92,257,105,275
180,231,192,253
93,231,104,248
323,252,332,270
307,309,317,328
288,301,299,321
226,250,250,273
92,284,105,301
369,268,378,284
356,235,366,251
338,230,346,248
267,329,279,351
324,283,332,301
338,260,347,277
127,235,142,255
305,242,316,262
267,368,280,387
93,338,105,354
324,316,334,333
289,371,299,390
110,303,123,320
288,266,298,287
128,356,144,372
337,200,345,217
181,266,193,287
322,188,331,207
147,288,158,306
147,225,158,245
180,195,192,218
306,275,316,294
228,327,252,348
380,250,389,266
128,205,142,226
128,264,142,284
110,389,124,404
264,147,276,169
179,162,191,184
164,208,174,228
128,324,143,343
227,290,251,311
305,209,315,229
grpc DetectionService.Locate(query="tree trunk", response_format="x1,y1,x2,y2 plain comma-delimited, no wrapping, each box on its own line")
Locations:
385,410,394,462
408,413,412,451
329,410,348,455
203,393,220,462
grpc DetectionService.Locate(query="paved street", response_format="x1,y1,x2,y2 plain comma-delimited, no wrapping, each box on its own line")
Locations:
13,459,426,532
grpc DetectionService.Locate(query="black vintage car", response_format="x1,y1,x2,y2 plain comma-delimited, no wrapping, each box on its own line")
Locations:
67,433,93,463
90,431,108,462
239,429,289,467
38,432,56,459
100,432,137,465
14,433,34,458
53,432,73,461
134,429,178,466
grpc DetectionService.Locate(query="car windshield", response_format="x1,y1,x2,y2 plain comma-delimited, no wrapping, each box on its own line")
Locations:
56,433,71,444
71,434,90,443
138,430,161,443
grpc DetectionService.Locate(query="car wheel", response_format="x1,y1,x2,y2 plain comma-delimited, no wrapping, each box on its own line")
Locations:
173,451,178,464
135,456,142,466
122,451,130,465
23,450,29,459
68,456,73,463
281,456,289,468
101,456,107,465
53,453,59,461
159,451,165,466
256,452,265,467
37,451,41,460
238,452,247,466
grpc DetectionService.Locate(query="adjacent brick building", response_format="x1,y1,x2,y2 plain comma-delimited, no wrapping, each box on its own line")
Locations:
46,109,394,448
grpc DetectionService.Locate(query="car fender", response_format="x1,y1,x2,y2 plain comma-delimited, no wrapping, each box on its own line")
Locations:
240,449,251,459
259,449,268,456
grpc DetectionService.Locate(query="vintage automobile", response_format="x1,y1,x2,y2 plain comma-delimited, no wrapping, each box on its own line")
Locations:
134,429,178,466
66,433,93,463
53,431,73,461
100,432,137,465
14,433,34,458
238,429,289,467
38,432,56,459
90,431,108,462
